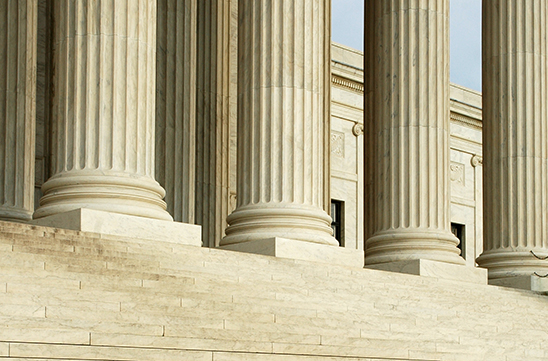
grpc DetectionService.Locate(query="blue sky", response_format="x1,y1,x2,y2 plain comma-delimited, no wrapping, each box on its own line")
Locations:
332,0,482,92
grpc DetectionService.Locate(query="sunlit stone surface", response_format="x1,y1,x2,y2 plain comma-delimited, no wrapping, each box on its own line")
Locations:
478,0,548,280
34,0,172,222
365,0,464,266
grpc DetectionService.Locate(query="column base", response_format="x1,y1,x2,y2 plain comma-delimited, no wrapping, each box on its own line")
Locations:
220,237,364,268
366,259,488,285
489,275,548,293
31,208,201,247
0,207,33,223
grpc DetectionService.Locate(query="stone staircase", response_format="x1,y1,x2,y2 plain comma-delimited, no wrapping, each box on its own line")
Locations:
0,220,547,361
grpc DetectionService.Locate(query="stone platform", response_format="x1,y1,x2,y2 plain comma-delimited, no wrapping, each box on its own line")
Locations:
31,208,202,247
0,220,547,360
221,237,364,268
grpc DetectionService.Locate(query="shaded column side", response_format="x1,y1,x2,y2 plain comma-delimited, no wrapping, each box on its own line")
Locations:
195,0,236,247
363,0,375,243
156,0,197,224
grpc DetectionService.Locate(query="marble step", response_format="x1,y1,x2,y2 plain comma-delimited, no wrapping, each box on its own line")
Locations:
3,232,522,307
2,243,544,320
0,248,496,308
2,223,548,361
2,249,545,325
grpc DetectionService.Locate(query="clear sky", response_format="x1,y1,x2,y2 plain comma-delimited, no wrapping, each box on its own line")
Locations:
331,1,482,92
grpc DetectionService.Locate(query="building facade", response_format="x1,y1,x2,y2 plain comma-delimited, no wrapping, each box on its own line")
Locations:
3,0,547,285
1,1,548,360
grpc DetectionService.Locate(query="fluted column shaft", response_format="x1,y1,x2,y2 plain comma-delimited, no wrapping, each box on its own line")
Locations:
222,0,337,246
363,0,375,243
0,0,37,222
156,0,196,224
195,0,235,247
365,0,463,265
35,0,172,221
477,0,548,278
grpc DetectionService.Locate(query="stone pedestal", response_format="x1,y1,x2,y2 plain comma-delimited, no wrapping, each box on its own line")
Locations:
34,0,172,222
477,0,548,284
223,238,364,268
368,259,487,285
490,275,548,293
156,0,197,224
364,0,464,266
222,0,339,251
32,208,201,247
0,0,37,222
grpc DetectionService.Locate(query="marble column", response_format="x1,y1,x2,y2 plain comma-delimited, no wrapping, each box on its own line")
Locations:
365,0,464,265
363,0,375,243
477,0,548,279
0,0,37,222
156,0,196,224
34,0,172,221
35,0,52,209
222,0,337,246
195,0,236,247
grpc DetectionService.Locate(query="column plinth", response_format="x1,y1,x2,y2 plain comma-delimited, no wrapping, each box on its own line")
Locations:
0,0,37,222
34,0,172,222
222,0,339,250
365,0,464,266
477,0,548,281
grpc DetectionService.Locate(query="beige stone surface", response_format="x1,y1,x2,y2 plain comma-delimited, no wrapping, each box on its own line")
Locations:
223,0,337,247
490,275,548,292
2,1,547,360
448,83,484,268
330,43,364,251
31,208,201,247
332,41,485,264
221,237,364,268
1,221,548,360
156,0,197,225
34,0,172,222
364,0,464,266
367,259,487,285
478,0,548,281
195,0,237,248
0,0,37,222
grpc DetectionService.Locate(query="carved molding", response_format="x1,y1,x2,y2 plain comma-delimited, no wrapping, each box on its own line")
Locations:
450,162,465,185
471,155,483,167
331,74,364,93
352,123,364,137
450,113,483,130
229,192,237,213
331,131,345,158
